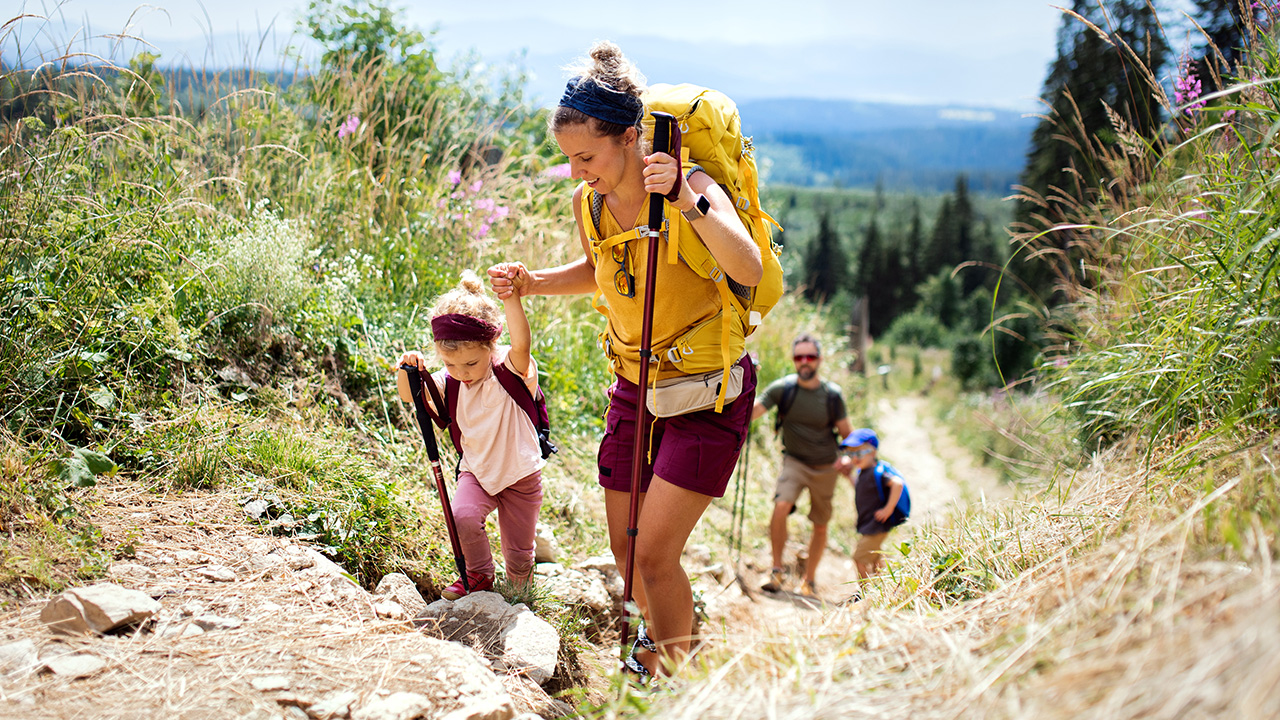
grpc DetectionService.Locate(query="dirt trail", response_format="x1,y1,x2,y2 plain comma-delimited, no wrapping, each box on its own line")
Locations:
699,393,1008,631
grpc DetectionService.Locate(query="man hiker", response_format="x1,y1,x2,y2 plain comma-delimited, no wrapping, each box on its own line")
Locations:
751,333,854,597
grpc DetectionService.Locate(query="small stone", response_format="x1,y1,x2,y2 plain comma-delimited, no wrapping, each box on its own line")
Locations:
250,674,292,692
196,566,236,582
0,639,38,678
438,696,516,720
308,690,358,719
372,601,405,620
180,601,205,617
243,499,271,519
181,623,206,637
351,692,432,720
43,653,108,678
174,550,207,564
193,615,243,631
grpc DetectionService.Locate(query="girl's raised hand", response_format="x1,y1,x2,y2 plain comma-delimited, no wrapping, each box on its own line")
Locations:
487,262,529,300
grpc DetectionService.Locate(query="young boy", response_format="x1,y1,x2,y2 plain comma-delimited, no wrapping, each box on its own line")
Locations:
840,428,905,582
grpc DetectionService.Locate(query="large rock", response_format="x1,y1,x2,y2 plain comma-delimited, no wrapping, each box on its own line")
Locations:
40,583,161,635
534,564,612,629
416,592,559,685
373,573,427,617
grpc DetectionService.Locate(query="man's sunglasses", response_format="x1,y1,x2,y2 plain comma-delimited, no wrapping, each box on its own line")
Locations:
847,448,875,457
793,354,819,363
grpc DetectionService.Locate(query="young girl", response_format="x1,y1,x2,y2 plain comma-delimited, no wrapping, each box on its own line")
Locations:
397,268,544,599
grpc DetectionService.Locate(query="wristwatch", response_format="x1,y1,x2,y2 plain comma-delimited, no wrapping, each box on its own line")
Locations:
681,194,711,222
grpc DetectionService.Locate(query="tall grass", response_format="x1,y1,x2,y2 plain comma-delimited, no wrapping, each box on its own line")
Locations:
1019,29,1280,454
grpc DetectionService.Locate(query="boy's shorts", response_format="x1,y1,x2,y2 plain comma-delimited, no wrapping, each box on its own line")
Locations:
597,356,756,499
772,455,840,525
854,532,890,567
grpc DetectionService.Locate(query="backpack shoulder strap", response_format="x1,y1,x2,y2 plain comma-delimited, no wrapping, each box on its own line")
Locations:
493,362,558,459
492,362,540,429
823,381,841,430
443,375,463,457
774,378,800,434
590,190,604,242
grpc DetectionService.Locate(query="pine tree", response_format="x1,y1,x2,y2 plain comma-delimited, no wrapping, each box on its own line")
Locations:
1192,0,1251,88
802,211,847,304
1015,0,1171,299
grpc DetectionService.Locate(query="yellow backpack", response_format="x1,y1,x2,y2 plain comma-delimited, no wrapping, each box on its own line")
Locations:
582,83,784,412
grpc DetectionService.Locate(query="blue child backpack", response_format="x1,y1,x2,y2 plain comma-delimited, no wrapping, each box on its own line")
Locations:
874,460,911,527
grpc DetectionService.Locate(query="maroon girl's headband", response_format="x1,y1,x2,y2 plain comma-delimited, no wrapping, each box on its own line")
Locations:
431,313,502,343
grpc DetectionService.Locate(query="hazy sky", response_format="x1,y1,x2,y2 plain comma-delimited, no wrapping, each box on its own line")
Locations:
16,1,1077,109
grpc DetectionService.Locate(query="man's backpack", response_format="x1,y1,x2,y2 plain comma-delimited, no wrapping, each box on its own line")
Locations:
873,460,911,528
422,363,557,461
774,377,842,436
582,83,784,412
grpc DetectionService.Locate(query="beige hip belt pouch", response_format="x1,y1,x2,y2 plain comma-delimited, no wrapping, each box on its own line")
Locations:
645,362,745,418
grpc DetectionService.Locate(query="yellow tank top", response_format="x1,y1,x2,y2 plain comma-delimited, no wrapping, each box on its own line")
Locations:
588,191,720,384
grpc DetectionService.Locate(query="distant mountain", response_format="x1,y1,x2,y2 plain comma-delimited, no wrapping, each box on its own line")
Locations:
738,98,1037,193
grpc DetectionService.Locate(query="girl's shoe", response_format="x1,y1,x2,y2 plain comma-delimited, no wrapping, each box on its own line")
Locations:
441,573,494,600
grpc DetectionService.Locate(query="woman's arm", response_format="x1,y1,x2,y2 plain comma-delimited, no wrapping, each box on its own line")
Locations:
489,186,599,300
643,154,763,286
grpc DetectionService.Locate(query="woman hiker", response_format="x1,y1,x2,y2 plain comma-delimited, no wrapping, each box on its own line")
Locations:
488,41,762,679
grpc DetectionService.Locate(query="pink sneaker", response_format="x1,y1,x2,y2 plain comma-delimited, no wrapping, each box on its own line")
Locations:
441,572,493,600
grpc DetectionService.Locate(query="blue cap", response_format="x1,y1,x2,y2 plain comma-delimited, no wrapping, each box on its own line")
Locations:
841,428,879,449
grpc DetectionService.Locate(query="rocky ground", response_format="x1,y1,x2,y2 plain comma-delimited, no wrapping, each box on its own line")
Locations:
0,393,993,719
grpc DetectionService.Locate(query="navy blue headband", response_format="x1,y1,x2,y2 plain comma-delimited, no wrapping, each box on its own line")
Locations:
559,76,644,127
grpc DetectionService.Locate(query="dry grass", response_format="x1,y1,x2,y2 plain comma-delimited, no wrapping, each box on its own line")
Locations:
598,437,1280,719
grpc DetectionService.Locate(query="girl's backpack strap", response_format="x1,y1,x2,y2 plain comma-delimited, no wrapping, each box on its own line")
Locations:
492,363,557,459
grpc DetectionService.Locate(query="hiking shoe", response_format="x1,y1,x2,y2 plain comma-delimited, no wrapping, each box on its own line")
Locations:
441,573,493,600
797,579,818,598
761,568,786,593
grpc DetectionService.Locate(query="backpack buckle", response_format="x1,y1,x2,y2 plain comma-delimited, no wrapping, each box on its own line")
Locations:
735,196,750,211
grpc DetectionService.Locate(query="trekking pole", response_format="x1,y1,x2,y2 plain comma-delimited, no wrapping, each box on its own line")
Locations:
402,364,468,594
619,111,677,663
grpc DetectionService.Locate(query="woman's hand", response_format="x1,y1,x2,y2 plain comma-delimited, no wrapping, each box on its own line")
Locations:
642,151,690,209
487,262,530,300
397,350,427,372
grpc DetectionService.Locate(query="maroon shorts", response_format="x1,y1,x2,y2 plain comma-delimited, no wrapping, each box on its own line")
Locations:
597,356,757,498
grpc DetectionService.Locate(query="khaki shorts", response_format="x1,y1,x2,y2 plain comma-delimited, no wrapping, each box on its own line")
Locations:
772,455,840,525
854,532,890,568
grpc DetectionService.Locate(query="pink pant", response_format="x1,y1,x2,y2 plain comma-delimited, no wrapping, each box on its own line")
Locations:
451,470,543,580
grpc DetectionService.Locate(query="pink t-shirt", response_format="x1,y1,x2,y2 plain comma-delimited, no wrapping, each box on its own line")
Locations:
428,346,544,495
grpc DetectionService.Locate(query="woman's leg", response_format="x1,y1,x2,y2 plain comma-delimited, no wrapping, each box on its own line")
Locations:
493,471,543,587
451,471,499,579
604,488,649,619
632,476,713,674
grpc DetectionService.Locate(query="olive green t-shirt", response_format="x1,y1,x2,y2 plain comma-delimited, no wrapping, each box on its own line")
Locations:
758,374,847,466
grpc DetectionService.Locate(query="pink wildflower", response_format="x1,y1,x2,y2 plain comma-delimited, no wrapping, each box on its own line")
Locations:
543,163,572,179
469,180,483,194
337,114,360,139
1174,56,1205,116
492,205,510,221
